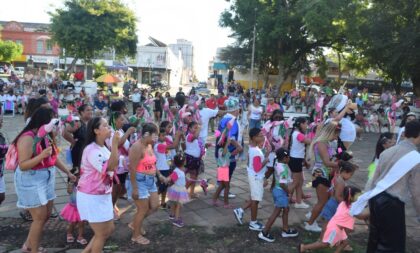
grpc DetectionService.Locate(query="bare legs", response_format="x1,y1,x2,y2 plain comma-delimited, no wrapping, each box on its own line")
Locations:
82,221,114,253
289,172,304,204
131,192,159,244
307,184,329,225
24,200,53,253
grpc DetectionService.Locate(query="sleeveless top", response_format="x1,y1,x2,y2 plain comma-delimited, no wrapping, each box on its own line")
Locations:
136,149,157,174
312,142,334,180
21,130,58,170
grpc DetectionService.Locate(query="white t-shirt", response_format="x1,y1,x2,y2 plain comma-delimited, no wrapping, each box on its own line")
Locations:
290,131,306,158
261,95,268,106
247,146,267,179
199,108,219,140
185,133,201,158
249,105,263,120
132,93,141,103
340,117,356,142
326,117,356,142
5,95,16,102
171,167,186,187
154,142,170,171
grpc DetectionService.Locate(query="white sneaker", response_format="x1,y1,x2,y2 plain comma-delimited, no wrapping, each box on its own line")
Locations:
304,221,322,232
294,202,310,209
220,191,236,199
233,208,244,225
305,211,312,220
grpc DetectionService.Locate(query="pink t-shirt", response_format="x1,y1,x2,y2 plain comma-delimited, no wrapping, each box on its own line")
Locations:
323,202,355,246
78,143,112,195
266,103,280,113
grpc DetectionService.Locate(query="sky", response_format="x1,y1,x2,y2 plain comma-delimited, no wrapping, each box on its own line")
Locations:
0,0,234,80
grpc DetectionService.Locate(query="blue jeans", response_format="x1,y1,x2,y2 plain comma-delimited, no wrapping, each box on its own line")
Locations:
249,119,261,129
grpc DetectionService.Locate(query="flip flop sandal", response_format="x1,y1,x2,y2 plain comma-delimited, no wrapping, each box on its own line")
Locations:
303,193,312,199
211,200,221,207
128,223,146,236
77,238,88,245
131,235,150,245
67,234,75,243
21,244,47,253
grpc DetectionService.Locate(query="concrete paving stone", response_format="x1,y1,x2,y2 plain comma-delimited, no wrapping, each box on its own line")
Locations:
65,249,83,253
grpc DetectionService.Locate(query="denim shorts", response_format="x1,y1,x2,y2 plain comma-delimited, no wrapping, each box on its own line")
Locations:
272,187,289,208
320,197,339,221
14,167,56,209
135,173,157,199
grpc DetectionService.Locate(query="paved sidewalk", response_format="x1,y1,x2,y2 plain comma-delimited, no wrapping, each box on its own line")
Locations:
0,115,419,252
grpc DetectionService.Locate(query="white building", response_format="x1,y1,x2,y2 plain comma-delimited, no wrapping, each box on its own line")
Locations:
129,37,182,87
168,39,194,83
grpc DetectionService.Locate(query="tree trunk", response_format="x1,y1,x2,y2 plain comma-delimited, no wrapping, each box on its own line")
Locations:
274,62,287,98
338,52,342,84
64,57,78,80
264,69,269,89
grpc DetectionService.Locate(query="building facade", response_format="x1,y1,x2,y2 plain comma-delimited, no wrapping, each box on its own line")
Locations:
0,20,61,68
168,39,194,84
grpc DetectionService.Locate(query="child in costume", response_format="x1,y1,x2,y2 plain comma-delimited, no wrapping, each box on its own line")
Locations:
166,153,190,227
299,186,365,253
61,168,87,245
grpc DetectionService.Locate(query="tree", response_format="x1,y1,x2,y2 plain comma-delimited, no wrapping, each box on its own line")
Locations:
220,0,349,95
343,0,420,96
49,0,137,77
0,40,23,63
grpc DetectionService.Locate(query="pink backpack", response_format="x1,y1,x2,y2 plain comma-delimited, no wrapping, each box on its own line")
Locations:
5,143,18,171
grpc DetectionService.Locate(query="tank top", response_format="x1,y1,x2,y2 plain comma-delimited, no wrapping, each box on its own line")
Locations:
312,142,334,179
21,130,58,170
136,149,157,174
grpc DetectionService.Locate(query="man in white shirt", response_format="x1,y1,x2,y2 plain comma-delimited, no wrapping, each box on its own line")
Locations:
131,88,141,113
199,100,225,144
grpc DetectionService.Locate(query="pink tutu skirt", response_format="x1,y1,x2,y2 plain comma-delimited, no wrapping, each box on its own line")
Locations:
167,185,190,204
60,203,81,223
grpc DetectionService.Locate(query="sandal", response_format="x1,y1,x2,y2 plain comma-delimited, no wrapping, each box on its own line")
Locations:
303,193,312,199
66,234,75,243
131,235,150,245
128,223,146,236
77,237,88,245
21,243,47,253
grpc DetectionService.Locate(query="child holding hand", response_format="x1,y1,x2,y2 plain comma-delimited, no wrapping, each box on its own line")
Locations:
299,186,367,253
258,148,299,242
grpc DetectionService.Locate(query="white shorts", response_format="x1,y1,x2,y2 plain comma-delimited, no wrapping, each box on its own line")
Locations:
77,191,113,223
248,174,264,202
0,176,5,194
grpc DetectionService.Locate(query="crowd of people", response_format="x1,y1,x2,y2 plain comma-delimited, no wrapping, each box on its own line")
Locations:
0,77,419,253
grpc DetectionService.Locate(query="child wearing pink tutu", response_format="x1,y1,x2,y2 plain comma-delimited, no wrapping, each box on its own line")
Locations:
60,168,87,245
299,186,366,253
166,153,190,227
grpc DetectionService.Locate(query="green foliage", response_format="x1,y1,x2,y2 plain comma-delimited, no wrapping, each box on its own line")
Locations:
93,61,107,79
0,40,23,62
342,0,420,95
219,0,349,92
49,0,138,62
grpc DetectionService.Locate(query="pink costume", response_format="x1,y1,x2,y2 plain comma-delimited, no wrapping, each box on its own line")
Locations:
386,99,404,129
315,95,325,123
323,202,355,246
77,143,112,195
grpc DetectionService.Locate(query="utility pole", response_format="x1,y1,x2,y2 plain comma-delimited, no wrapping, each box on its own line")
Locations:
250,24,256,90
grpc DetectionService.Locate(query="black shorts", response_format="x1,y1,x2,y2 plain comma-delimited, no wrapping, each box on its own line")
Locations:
289,157,304,173
312,177,331,188
157,170,172,193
